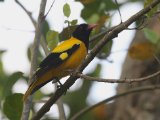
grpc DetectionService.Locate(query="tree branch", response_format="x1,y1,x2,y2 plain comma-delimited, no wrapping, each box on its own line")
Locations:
56,97,66,120
16,1,66,119
15,0,36,27
44,0,56,19
15,0,49,55
21,1,47,120
77,70,160,83
32,0,160,120
70,85,160,120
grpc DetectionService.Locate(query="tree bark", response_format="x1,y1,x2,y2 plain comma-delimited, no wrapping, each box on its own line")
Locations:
110,15,160,120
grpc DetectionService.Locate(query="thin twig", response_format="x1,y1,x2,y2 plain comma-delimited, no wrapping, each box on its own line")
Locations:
89,2,159,43
15,0,36,27
115,0,122,23
153,54,160,64
57,97,66,120
70,85,160,120
89,25,117,43
77,70,160,83
44,0,56,19
16,0,66,119
32,0,160,120
21,1,47,120
15,0,49,54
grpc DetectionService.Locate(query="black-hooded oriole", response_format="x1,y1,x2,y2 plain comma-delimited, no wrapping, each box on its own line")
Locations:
23,24,96,101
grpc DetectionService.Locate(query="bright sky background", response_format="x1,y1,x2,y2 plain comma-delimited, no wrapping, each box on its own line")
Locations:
0,0,143,119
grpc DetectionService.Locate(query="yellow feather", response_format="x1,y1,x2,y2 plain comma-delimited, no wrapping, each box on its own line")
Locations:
59,52,68,60
52,37,82,52
23,37,87,101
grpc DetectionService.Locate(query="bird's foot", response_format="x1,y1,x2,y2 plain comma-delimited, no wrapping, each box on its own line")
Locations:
52,77,63,89
57,80,67,95
57,80,63,89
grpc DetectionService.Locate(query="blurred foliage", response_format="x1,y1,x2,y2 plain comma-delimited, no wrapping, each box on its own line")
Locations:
3,93,23,120
42,20,50,37
0,52,24,98
128,42,156,60
27,43,44,65
143,28,160,44
63,3,71,18
129,27,160,60
0,50,8,98
59,25,77,41
0,51,27,120
143,28,160,55
91,104,107,120
2,71,23,98
76,0,117,20
0,0,160,120
144,0,159,17
46,30,59,51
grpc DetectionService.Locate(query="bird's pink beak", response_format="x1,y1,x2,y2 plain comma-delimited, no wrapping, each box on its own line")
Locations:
88,24,98,29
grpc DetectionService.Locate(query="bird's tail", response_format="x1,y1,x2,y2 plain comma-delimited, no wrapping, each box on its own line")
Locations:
23,68,56,101
23,82,36,102
23,78,53,102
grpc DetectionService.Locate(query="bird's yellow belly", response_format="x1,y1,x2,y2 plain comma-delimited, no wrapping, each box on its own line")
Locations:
38,44,87,82
57,44,87,77
62,44,87,69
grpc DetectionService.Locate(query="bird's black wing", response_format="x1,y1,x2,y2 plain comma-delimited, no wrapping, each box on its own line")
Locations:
40,43,80,68
34,44,80,78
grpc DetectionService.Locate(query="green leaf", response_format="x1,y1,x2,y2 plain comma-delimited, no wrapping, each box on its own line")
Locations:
63,3,71,17
0,50,8,98
86,14,99,24
143,28,160,44
59,25,77,41
3,72,23,98
42,20,50,37
27,44,43,64
27,44,32,62
89,64,101,77
97,40,113,59
80,0,116,20
90,30,113,59
64,20,69,24
0,49,6,55
70,19,78,26
0,50,6,75
3,93,23,120
144,0,158,17
46,30,59,50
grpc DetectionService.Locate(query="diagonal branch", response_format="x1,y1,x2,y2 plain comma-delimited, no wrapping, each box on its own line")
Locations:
70,85,160,120
77,70,160,83
32,0,160,120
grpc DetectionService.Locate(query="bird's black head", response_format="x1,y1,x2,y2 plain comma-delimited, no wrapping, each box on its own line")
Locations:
72,23,97,49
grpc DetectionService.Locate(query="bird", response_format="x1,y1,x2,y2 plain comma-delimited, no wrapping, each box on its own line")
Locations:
23,23,97,101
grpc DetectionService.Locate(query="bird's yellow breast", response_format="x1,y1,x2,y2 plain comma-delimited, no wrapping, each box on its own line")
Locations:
56,37,87,69
50,37,87,77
